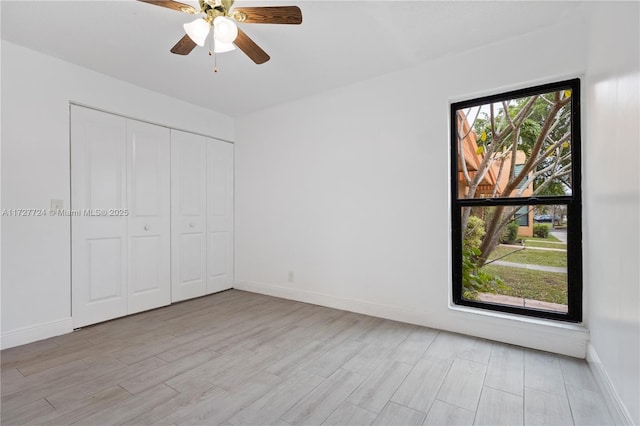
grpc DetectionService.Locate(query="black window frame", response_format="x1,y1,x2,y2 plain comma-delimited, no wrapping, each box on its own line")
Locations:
450,78,583,322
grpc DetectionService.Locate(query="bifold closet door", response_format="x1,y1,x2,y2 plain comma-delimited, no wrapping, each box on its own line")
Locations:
126,120,171,314
207,139,234,293
72,106,171,327
71,106,128,328
171,130,207,302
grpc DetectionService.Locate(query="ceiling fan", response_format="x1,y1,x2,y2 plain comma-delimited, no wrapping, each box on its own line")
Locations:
139,0,302,64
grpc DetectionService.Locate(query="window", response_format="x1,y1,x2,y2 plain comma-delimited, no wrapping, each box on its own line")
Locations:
515,206,529,227
450,79,582,322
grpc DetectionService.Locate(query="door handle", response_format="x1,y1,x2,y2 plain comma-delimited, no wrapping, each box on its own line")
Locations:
144,225,150,231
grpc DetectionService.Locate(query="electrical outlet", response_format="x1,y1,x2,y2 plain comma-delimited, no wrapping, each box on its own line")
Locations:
288,271,294,283
50,199,64,210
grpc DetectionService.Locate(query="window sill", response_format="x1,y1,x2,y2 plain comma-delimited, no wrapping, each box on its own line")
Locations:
448,302,586,331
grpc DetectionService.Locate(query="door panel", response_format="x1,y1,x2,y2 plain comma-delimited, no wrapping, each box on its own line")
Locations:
127,120,171,314
71,106,128,328
171,130,207,302
130,235,162,294
180,234,205,282
207,139,234,294
88,237,124,301
131,135,162,216
208,231,228,277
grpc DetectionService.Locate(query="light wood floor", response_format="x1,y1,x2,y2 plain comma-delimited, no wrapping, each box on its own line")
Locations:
1,290,614,425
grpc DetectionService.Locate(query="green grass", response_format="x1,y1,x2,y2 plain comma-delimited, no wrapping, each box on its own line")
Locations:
482,264,567,304
525,234,561,243
523,240,567,250
487,246,567,268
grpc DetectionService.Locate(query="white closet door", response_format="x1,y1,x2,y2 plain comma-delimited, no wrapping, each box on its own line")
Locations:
71,106,128,328
207,139,234,293
126,120,171,314
171,130,207,302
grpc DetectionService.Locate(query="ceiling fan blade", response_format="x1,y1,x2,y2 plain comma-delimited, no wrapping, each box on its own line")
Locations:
232,6,302,24
234,28,270,64
137,0,197,14
170,34,198,55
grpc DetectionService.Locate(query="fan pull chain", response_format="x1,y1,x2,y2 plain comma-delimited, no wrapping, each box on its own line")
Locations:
209,28,218,73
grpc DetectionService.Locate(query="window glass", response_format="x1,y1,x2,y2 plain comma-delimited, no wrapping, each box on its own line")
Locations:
451,79,582,321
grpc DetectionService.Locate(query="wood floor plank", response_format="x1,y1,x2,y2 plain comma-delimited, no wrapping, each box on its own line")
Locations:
34,386,131,425
119,350,220,394
163,348,255,392
436,357,487,411
267,325,318,351
229,370,324,425
559,356,600,392
156,330,229,363
391,355,451,412
208,324,275,354
347,359,412,413
294,305,347,328
0,368,26,396
0,398,54,425
2,360,82,400
342,342,396,377
1,356,127,412
565,385,614,426
388,326,438,365
15,337,131,377
424,400,475,426
123,379,222,425
45,356,167,408
281,368,366,425
524,349,566,396
423,331,476,361
474,387,524,426
209,345,286,390
320,402,377,426
78,383,178,425
1,338,60,369
372,401,425,425
458,338,493,365
321,315,381,348
484,343,524,396
524,387,574,426
170,371,283,425
303,340,365,378
356,319,412,347
241,324,300,352
265,340,327,378
112,331,203,365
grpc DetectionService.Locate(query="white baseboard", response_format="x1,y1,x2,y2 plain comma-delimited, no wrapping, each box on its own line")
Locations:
235,280,429,325
587,344,635,426
0,317,73,350
234,280,588,358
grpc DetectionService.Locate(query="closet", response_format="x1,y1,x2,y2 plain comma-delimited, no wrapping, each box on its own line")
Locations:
171,130,234,302
71,106,233,328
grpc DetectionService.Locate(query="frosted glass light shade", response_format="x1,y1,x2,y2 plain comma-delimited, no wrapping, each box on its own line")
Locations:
184,18,210,46
214,41,236,53
213,16,238,44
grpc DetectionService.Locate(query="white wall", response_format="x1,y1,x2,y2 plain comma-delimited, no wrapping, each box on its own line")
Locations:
235,17,592,358
583,3,639,424
0,40,234,349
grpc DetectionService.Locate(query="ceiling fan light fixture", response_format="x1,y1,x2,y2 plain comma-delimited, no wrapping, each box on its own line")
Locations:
213,16,238,44
214,41,236,53
183,18,211,46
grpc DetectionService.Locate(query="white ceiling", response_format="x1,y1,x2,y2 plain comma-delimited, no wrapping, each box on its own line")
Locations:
1,1,585,117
